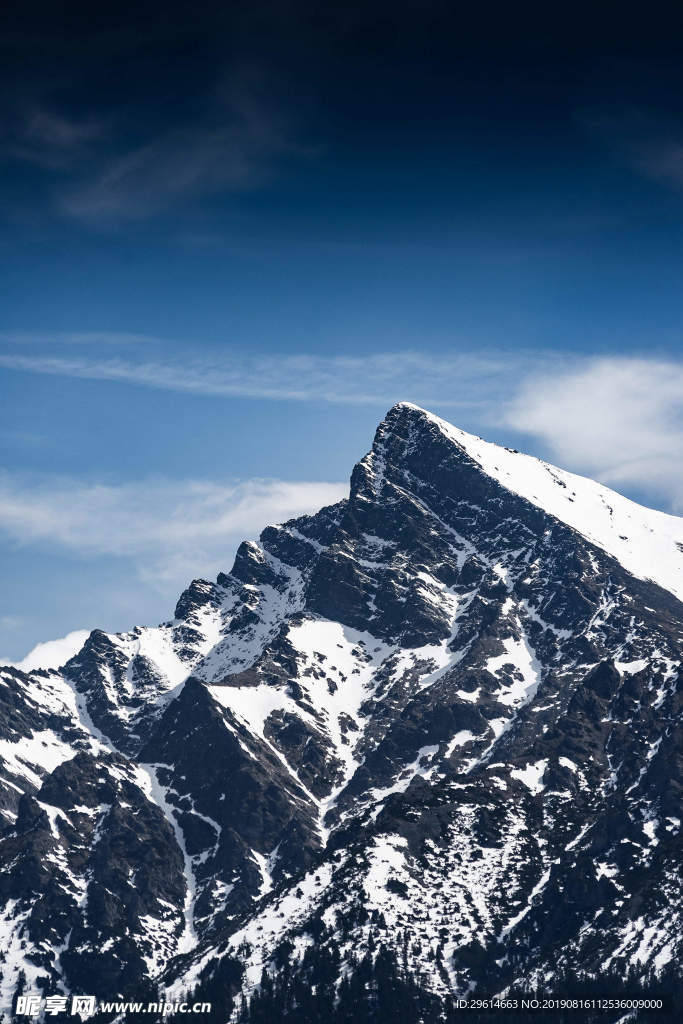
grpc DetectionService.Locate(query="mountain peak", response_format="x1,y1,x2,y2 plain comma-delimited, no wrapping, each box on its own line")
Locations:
370,402,683,603
379,399,473,438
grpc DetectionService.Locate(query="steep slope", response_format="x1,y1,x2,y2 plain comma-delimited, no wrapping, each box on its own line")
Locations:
408,404,683,603
0,403,680,1021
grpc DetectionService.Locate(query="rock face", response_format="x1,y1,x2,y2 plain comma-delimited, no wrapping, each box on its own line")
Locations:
0,403,681,1021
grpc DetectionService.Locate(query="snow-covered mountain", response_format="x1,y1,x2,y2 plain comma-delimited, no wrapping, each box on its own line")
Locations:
1,402,681,1021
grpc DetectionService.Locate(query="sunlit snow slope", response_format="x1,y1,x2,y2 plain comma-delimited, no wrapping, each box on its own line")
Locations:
401,403,683,603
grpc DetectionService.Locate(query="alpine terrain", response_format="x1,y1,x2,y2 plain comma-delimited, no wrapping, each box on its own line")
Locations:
1,402,681,1022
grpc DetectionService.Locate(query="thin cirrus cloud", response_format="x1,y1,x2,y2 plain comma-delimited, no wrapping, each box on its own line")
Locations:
0,474,348,594
634,139,683,192
0,330,156,347
8,73,301,222
7,108,106,172
0,346,559,411
1,58,302,224
60,120,289,221
579,106,683,193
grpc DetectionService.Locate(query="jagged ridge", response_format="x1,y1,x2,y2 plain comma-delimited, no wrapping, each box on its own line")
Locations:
0,403,680,1021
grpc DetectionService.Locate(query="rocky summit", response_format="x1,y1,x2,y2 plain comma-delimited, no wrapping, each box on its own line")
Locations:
0,402,681,1022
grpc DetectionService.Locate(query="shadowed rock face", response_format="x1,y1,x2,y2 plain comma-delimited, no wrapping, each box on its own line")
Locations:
0,403,681,1017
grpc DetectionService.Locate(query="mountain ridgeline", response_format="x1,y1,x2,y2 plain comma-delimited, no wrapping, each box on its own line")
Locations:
0,403,681,1022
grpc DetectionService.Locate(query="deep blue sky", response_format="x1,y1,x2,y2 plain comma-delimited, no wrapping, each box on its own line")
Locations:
2,1,683,659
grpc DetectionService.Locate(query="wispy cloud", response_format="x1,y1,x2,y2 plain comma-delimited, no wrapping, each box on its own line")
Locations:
0,330,156,347
0,474,347,593
0,345,568,411
633,140,683,192
505,356,683,511
61,117,289,221
580,106,683,193
3,68,304,223
0,615,24,632
6,108,106,171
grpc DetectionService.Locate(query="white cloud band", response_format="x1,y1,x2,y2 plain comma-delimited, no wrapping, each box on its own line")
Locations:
505,356,683,511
